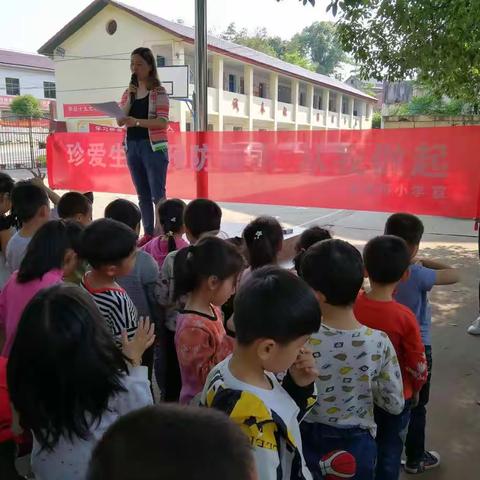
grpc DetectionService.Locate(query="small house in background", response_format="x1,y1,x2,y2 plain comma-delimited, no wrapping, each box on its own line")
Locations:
0,49,56,117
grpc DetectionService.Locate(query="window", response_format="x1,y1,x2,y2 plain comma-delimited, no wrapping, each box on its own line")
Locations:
329,92,337,112
342,97,348,114
259,82,266,98
228,74,236,93
156,55,166,67
43,81,56,99
5,78,20,96
240,77,245,95
106,20,117,35
207,68,213,87
317,93,323,110
299,92,306,107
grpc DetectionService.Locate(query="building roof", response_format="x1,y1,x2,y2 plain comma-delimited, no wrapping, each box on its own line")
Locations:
38,0,375,102
0,48,54,71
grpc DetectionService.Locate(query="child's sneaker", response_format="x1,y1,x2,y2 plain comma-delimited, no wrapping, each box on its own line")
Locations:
467,317,480,335
405,451,441,474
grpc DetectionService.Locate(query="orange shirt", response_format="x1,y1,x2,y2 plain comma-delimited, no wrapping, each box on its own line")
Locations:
354,291,427,400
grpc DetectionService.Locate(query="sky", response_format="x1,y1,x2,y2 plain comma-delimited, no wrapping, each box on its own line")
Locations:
1,0,334,54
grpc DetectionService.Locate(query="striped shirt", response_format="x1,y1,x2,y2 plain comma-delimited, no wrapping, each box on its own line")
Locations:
120,85,169,151
81,275,138,345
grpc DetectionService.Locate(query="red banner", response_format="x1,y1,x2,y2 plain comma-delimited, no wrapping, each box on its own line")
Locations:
0,95,52,111
47,128,480,219
63,104,107,118
89,123,124,133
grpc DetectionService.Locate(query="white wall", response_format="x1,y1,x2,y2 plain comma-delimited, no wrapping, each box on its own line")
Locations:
0,65,55,100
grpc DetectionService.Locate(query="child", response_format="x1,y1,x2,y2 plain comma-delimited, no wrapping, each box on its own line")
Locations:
384,213,460,473
241,216,283,284
293,226,332,275
7,284,154,480
156,198,222,401
142,198,188,269
6,181,50,273
57,191,93,226
0,220,83,356
0,173,15,289
201,266,321,480
354,235,428,480
87,404,256,480
104,199,159,381
174,236,243,404
300,239,404,480
80,219,139,344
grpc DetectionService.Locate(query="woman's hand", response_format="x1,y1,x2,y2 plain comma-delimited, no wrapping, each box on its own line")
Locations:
122,117,138,128
121,317,155,367
128,83,138,96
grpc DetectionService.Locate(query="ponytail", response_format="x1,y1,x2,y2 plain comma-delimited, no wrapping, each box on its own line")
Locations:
173,236,244,300
158,199,186,254
243,216,283,270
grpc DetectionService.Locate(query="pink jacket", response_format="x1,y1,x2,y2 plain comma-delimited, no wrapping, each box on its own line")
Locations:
0,270,63,356
141,236,189,270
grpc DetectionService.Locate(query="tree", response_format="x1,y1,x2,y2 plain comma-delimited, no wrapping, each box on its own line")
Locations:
10,95,42,118
293,22,346,75
325,0,480,103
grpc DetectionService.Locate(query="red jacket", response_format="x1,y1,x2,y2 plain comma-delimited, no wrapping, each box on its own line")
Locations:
0,356,13,443
354,291,428,400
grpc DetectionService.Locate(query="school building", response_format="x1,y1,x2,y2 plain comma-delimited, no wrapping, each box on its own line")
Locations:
38,0,376,132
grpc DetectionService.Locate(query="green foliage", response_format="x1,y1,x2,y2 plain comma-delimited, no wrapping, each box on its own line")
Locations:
326,0,480,103
220,21,343,75
10,95,42,118
372,111,382,129
292,22,346,75
36,154,47,167
389,94,465,116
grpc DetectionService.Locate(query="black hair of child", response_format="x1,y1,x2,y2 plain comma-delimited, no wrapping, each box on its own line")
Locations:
87,404,253,480
293,226,332,275
80,218,138,269
0,172,14,196
364,235,411,285
174,236,244,300
10,180,48,225
7,284,128,451
384,212,425,247
83,192,94,204
104,199,141,232
183,198,222,239
158,198,186,253
301,239,364,307
234,266,321,345
243,216,283,270
57,191,92,219
17,220,83,284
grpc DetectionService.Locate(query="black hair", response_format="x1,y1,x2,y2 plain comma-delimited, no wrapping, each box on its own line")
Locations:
10,180,48,224
234,266,321,345
131,47,161,90
104,199,141,232
363,235,411,285
174,236,244,300
243,216,283,270
80,219,138,269
158,198,186,253
183,198,222,239
301,239,364,306
293,226,332,275
0,172,14,195
384,213,425,247
17,220,83,284
83,192,94,204
7,284,128,451
87,404,253,480
57,191,92,219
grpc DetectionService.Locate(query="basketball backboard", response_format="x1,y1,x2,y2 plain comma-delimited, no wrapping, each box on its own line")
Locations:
157,65,189,99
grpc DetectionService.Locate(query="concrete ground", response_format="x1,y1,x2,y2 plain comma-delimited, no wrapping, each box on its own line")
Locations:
10,169,480,478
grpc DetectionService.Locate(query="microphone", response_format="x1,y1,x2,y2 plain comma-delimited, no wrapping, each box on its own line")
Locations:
130,73,138,105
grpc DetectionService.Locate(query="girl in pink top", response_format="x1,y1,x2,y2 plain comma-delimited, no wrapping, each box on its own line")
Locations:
141,199,188,269
174,236,244,404
0,220,83,356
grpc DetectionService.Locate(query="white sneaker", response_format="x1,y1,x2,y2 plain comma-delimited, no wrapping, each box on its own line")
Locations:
467,317,480,335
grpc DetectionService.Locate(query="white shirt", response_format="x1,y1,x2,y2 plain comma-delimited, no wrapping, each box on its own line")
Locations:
31,366,152,480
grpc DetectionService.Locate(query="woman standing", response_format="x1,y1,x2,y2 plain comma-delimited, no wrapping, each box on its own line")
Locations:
119,47,169,246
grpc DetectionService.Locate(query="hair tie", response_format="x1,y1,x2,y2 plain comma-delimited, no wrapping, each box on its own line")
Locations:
170,217,176,223
254,230,263,240
166,231,174,237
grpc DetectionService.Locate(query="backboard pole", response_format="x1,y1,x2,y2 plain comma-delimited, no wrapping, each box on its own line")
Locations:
194,0,208,198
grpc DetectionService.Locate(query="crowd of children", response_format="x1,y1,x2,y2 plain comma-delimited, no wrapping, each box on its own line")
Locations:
0,170,462,480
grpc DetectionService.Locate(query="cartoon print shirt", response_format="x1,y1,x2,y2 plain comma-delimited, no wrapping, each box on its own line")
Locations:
305,324,405,437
